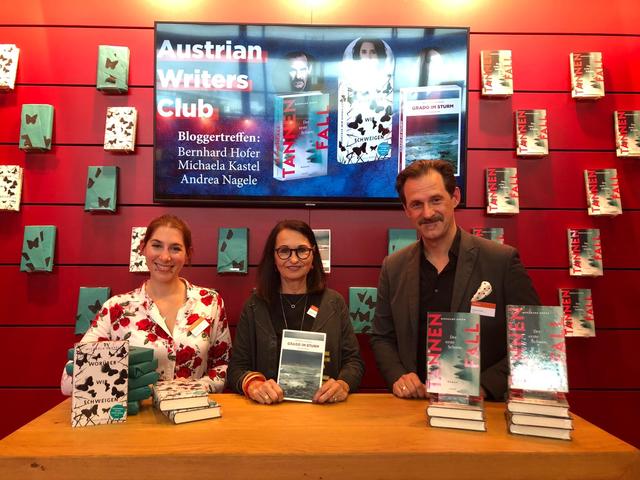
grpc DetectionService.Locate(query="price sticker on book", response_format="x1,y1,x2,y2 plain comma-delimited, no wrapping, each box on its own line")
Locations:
470,301,496,317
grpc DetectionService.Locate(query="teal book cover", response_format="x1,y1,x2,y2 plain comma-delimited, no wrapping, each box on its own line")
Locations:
75,287,111,335
19,104,54,151
85,166,118,212
507,305,568,392
388,229,416,255
20,225,56,272
97,45,130,93
349,287,377,334
426,312,481,396
217,227,248,274
559,288,595,337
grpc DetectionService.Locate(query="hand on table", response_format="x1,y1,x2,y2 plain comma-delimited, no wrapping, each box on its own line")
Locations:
313,378,350,404
392,372,426,399
247,379,284,405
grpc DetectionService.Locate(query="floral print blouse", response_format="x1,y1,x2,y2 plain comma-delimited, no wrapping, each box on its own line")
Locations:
62,280,231,393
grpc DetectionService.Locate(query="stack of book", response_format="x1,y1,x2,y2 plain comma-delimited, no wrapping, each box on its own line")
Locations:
153,380,221,424
506,390,573,440
506,305,572,440
68,344,158,415
425,312,486,432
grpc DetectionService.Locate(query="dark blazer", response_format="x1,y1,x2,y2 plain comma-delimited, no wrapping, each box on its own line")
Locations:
370,228,540,401
228,289,364,394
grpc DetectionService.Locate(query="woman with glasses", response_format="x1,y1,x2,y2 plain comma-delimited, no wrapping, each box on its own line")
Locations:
228,219,364,405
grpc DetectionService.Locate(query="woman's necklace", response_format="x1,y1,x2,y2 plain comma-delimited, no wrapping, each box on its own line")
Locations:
280,293,307,309
279,293,308,331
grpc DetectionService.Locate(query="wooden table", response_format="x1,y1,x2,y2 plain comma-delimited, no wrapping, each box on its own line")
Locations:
0,394,638,479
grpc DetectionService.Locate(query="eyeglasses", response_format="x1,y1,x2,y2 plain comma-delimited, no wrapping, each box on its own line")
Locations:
275,246,313,260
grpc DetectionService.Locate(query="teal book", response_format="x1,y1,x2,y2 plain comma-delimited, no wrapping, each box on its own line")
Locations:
559,288,595,337
127,400,140,416
84,166,118,212
426,312,481,397
130,358,159,378
567,228,603,276
471,227,505,244
19,104,54,151
217,227,248,274
128,371,160,390
128,385,153,402
507,305,568,392
20,225,56,272
97,45,130,93
388,229,416,255
75,287,111,335
349,287,377,334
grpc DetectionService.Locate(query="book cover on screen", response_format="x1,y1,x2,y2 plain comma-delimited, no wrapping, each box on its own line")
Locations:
471,227,504,244
398,85,461,173
312,229,331,273
559,288,595,337
153,379,209,411
567,228,603,277
165,401,221,424
480,50,513,97
217,227,248,274
584,168,622,216
273,91,329,181
349,287,377,334
277,329,326,402
0,165,23,211
570,52,604,99
71,340,129,427
515,109,548,156
614,111,640,157
486,167,519,215
507,305,568,392
426,312,481,397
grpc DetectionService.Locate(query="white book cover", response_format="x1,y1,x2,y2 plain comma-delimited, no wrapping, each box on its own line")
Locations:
71,340,129,427
104,106,137,152
0,44,20,91
480,50,513,97
277,329,326,402
129,226,148,272
0,165,23,211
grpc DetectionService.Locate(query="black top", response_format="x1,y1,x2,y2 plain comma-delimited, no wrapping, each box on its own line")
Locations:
269,292,323,353
416,228,461,383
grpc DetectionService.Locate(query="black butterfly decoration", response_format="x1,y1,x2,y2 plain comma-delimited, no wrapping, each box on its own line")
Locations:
105,58,119,69
76,376,94,391
347,113,363,130
380,106,392,123
111,386,126,399
25,114,38,124
114,369,128,385
87,300,102,315
97,197,111,208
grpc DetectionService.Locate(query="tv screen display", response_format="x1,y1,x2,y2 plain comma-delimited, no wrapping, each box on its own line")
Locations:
154,22,469,206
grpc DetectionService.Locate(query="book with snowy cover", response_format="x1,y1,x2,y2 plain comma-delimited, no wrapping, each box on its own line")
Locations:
570,52,604,99
273,92,329,181
567,228,603,276
486,167,519,214
507,305,568,392
426,312,481,396
129,226,148,272
559,288,595,337
0,165,23,211
614,111,640,157
71,340,128,427
515,109,548,156
277,329,326,402
398,85,462,172
471,227,504,244
480,50,513,97
153,380,209,411
584,169,621,216
312,229,331,273
349,287,377,334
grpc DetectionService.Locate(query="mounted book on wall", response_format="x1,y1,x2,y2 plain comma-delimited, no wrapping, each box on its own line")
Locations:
104,107,137,153
19,225,56,272
97,45,130,93
217,227,248,274
0,165,23,211
0,44,19,91
85,166,118,212
75,287,111,335
19,104,54,151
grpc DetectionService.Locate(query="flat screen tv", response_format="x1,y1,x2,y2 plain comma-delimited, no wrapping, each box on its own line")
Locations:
154,22,469,207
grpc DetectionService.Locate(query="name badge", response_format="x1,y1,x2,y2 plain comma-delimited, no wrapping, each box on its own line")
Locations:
307,305,319,318
470,301,496,317
189,317,210,336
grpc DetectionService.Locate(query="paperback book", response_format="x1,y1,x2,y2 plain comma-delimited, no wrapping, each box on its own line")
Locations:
486,167,519,215
515,109,548,157
0,165,23,211
388,228,417,255
19,225,56,272
559,288,595,337
165,401,221,424
614,111,640,157
471,227,504,244
85,166,118,212
75,286,111,335
153,380,210,411
312,229,331,273
349,287,377,334
0,44,19,91
19,104,54,151
277,329,326,402
104,106,137,152
71,340,129,427
567,228,603,277
584,169,621,216
570,52,604,99
129,226,148,272
426,312,481,397
273,91,329,180
507,305,568,392
480,50,513,97
97,45,130,93
398,85,462,172
217,227,248,274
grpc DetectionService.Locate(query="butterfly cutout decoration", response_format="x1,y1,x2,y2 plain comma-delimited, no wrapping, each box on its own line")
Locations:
87,178,95,189
21,135,32,148
105,75,117,84
114,369,128,385
97,197,111,208
26,237,39,249
105,58,119,69
101,363,119,376
76,376,94,391
111,386,126,400
347,113,363,130
231,260,245,270
25,114,38,124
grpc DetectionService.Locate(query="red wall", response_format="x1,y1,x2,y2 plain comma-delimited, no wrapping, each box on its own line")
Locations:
1,0,639,448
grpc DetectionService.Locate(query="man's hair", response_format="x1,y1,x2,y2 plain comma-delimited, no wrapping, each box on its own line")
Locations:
395,160,457,205
285,51,310,63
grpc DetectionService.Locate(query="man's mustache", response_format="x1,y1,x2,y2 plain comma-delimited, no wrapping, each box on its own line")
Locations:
418,214,444,225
